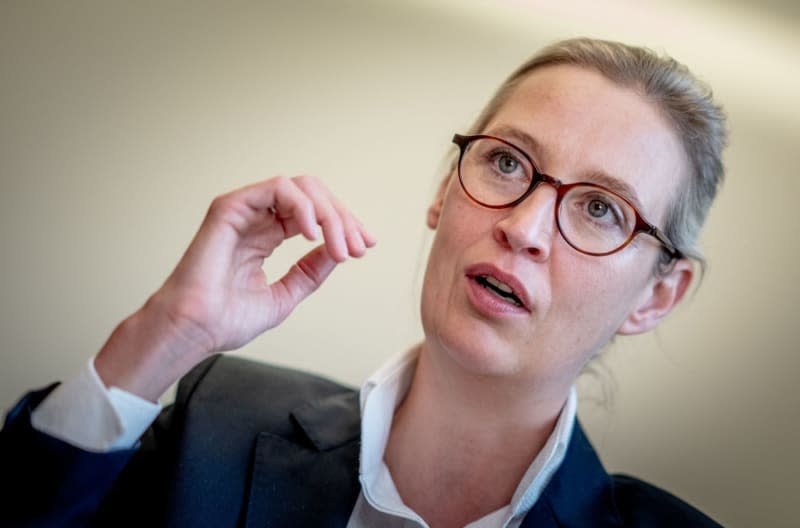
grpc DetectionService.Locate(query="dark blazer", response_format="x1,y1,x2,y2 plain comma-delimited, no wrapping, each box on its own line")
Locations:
1,355,722,527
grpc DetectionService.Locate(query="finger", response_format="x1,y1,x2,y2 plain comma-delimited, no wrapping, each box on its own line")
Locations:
270,178,323,242
233,176,372,260
334,205,370,258
228,177,319,241
270,244,338,321
360,223,377,248
348,214,377,252
292,177,349,262
332,202,366,258
309,182,374,258
317,203,348,262
344,225,367,258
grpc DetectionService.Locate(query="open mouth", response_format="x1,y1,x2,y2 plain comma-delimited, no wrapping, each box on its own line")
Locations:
474,275,524,308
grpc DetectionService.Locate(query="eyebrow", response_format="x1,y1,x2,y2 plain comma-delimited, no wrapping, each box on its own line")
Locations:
577,169,644,213
486,124,646,212
488,125,542,158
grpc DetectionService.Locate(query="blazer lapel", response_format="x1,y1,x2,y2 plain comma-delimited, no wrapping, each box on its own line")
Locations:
243,391,362,528
520,422,623,528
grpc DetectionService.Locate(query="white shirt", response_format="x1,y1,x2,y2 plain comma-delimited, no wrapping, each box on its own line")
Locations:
31,351,576,527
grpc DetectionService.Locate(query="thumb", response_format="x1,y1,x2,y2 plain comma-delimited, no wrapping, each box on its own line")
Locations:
269,244,338,322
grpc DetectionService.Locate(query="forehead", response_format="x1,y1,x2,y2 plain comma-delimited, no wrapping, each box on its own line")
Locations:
483,65,688,222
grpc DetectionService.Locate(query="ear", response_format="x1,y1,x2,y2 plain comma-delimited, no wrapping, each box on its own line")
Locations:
617,258,694,336
426,175,451,230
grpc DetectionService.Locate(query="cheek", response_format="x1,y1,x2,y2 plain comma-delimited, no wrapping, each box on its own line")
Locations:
420,194,488,328
548,257,646,348
429,192,488,267
420,214,458,318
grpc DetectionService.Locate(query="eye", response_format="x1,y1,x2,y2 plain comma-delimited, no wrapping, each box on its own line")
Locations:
587,199,609,218
585,197,624,226
485,148,527,180
496,154,519,174
564,187,630,230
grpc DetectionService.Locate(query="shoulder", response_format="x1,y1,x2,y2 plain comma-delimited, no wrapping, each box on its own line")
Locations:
538,423,722,528
171,354,359,440
612,474,723,527
178,354,357,405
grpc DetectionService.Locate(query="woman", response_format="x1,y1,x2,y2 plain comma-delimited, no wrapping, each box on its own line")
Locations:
2,38,725,527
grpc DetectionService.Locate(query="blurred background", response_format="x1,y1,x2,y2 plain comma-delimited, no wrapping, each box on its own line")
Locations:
1,1,798,526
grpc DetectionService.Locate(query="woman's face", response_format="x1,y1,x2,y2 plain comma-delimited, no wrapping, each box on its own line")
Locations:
420,65,691,396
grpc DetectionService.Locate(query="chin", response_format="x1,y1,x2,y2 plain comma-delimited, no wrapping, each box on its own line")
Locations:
434,324,524,378
421,270,525,378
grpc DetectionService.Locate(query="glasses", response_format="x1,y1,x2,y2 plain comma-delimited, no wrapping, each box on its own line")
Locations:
452,134,682,258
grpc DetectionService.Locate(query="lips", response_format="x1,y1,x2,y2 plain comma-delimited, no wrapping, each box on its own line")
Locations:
465,264,531,312
475,275,524,307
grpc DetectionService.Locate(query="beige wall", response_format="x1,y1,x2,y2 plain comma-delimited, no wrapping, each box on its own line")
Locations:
1,1,798,526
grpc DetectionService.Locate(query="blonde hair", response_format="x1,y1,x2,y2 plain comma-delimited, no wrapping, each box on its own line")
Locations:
464,38,727,270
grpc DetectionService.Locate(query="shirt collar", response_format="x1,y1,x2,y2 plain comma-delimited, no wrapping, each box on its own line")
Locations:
358,347,577,526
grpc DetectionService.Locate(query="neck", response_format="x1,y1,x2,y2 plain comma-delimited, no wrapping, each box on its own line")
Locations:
383,342,572,528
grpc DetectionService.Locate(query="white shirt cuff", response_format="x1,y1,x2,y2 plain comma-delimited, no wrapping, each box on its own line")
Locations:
30,358,161,452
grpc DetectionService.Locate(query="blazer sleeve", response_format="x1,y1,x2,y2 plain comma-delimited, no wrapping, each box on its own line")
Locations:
0,354,224,528
0,384,138,528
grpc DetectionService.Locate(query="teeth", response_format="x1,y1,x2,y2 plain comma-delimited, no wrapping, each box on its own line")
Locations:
476,275,523,307
483,275,513,294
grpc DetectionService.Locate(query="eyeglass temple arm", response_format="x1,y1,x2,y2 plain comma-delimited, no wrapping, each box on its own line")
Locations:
648,226,683,259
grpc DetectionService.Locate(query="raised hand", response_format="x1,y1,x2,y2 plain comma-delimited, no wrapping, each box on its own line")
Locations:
94,176,375,401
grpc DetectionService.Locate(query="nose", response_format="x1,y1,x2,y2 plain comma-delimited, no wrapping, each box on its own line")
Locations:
493,183,557,261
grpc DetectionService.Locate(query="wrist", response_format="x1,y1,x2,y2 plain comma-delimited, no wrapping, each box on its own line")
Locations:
94,298,212,402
